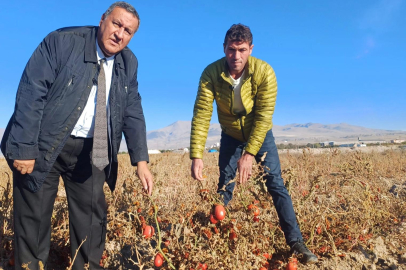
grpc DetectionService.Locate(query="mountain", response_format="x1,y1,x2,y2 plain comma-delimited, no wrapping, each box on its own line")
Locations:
144,121,406,150
271,122,405,142
146,121,221,150
1,123,406,155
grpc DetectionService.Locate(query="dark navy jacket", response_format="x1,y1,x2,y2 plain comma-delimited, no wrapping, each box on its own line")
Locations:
1,26,149,192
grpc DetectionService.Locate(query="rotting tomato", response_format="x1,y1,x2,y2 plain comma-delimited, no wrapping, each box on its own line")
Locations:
229,231,237,240
253,207,260,217
214,205,226,221
143,225,154,238
209,214,218,224
154,253,164,267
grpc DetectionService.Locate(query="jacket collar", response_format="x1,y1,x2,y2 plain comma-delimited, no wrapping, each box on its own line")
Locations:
84,26,125,69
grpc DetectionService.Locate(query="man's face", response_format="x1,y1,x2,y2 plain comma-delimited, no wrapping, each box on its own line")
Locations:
97,7,139,57
224,40,253,77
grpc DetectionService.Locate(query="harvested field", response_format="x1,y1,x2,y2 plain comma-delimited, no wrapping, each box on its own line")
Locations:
1,147,406,269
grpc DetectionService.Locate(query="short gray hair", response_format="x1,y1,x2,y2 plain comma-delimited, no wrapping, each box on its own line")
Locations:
104,2,140,29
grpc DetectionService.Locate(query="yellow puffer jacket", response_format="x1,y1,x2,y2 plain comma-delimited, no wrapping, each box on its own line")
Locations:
190,56,277,159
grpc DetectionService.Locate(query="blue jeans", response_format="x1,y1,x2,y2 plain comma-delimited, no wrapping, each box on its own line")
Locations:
218,129,303,245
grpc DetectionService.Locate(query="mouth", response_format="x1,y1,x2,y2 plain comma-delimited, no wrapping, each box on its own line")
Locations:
109,39,120,46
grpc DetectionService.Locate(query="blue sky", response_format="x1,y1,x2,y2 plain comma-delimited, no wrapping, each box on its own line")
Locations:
0,0,405,131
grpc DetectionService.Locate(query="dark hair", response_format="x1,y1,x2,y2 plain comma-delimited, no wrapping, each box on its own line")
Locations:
104,2,140,29
224,24,253,46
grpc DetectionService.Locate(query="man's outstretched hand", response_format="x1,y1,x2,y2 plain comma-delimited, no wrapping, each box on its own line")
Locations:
237,152,254,184
137,161,154,196
191,158,204,181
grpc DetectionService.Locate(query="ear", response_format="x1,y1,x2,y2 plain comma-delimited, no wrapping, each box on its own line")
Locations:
249,44,254,55
99,14,105,27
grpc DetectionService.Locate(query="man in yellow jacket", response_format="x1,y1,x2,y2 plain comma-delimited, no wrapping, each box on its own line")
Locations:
190,24,317,264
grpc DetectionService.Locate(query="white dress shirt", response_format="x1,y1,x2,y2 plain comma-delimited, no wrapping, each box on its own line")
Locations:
71,40,115,138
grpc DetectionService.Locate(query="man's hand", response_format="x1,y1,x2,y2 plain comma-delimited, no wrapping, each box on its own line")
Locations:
136,161,153,196
237,152,254,184
13,159,35,175
191,158,204,181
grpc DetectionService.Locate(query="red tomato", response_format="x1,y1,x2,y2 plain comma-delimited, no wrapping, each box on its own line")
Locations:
209,214,218,224
198,263,208,270
247,204,255,210
143,225,154,238
253,216,260,222
263,252,270,259
259,268,267,270
253,208,260,217
286,258,298,270
214,205,226,221
154,253,164,267
286,262,297,270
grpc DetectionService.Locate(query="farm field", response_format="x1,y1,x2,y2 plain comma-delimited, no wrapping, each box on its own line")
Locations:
1,147,406,270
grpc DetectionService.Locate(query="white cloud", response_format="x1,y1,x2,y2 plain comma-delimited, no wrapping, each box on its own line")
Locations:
356,0,402,59
356,36,376,59
359,0,403,31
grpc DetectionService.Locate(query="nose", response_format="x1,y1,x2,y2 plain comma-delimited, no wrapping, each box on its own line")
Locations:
115,27,125,40
233,50,240,60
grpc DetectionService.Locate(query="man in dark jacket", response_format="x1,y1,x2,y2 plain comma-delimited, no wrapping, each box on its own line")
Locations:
1,2,152,269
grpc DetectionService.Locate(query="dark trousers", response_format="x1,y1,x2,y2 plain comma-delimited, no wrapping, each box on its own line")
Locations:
218,129,303,245
13,136,107,269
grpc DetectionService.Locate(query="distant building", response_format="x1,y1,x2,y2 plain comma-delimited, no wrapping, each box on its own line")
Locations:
339,143,355,148
356,143,367,147
320,141,335,147
148,149,161,154
391,139,406,144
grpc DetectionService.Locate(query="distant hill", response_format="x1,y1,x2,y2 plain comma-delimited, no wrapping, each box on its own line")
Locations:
143,121,406,150
271,122,406,143
1,123,406,155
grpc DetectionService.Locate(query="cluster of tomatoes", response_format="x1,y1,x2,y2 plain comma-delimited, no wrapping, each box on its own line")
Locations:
247,200,261,222
140,217,165,268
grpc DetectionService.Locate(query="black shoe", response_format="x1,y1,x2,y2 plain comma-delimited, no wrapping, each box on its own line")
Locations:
290,240,318,264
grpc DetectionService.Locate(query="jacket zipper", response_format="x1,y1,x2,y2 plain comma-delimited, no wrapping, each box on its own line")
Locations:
229,83,247,141
239,116,246,141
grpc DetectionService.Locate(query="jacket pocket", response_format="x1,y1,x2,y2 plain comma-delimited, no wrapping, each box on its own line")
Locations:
50,75,76,125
